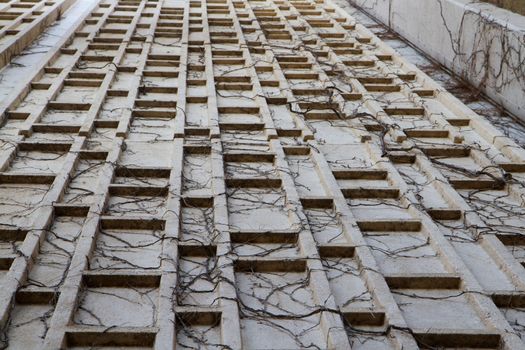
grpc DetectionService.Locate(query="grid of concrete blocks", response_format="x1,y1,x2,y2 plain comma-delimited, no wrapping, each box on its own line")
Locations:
0,0,76,69
0,0,525,349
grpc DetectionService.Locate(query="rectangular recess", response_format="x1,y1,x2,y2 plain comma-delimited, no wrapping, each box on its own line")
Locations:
234,258,307,272
426,208,462,220
412,330,500,348
53,204,90,217
18,141,71,152
181,196,214,208
15,289,58,305
223,152,275,163
47,102,92,111
333,169,388,180
115,167,171,178
230,230,299,244
82,272,161,288
100,217,166,230
357,220,422,232
341,187,400,199
176,310,221,325
0,228,28,242
108,184,169,196
225,177,282,188
283,146,310,155
0,173,55,184
318,245,355,258
343,309,385,326
385,274,461,289
178,244,217,257
300,197,334,209
66,328,157,347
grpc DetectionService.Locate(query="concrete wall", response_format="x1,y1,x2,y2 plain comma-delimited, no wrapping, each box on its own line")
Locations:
341,0,525,120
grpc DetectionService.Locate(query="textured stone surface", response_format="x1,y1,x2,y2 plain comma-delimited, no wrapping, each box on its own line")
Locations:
0,0,524,349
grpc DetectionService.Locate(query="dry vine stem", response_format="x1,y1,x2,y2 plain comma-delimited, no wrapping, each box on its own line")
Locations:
0,0,524,349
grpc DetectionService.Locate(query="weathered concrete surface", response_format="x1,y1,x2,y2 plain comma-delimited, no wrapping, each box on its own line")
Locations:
0,0,76,70
332,0,525,147
0,0,524,349
0,0,101,117
342,0,525,121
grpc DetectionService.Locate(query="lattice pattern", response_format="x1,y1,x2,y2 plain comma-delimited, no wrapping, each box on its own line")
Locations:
0,0,76,69
0,0,525,349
